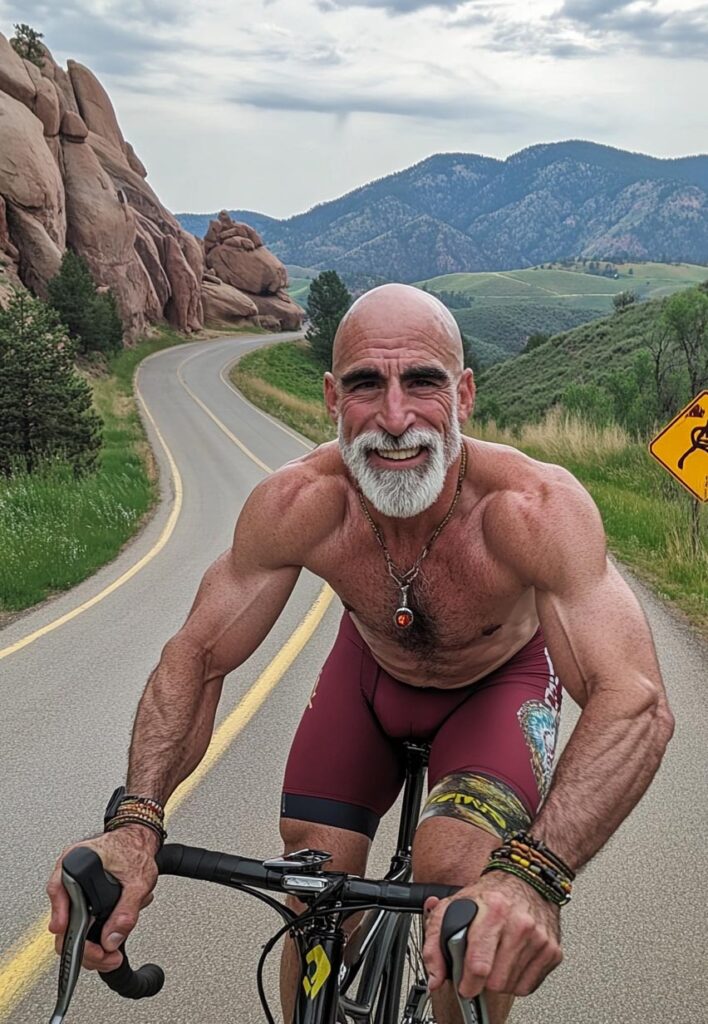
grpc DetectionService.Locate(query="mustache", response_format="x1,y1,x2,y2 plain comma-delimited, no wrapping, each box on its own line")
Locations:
352,429,441,454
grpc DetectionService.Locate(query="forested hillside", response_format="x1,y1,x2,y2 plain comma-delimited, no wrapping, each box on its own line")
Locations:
178,141,708,283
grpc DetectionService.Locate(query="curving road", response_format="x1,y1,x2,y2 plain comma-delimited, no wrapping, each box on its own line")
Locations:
0,333,706,1023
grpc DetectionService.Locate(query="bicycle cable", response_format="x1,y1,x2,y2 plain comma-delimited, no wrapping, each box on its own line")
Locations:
256,900,382,1024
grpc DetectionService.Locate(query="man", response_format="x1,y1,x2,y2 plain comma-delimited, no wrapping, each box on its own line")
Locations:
48,284,674,1023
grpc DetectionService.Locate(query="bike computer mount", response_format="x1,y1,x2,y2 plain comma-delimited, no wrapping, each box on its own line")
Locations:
262,849,332,873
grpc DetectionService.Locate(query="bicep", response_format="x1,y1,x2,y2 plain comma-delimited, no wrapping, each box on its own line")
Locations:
178,549,301,680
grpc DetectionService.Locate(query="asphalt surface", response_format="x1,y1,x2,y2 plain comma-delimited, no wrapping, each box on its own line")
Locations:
1,333,706,1023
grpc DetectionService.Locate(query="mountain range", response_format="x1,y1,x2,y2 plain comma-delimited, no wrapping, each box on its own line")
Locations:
177,141,708,284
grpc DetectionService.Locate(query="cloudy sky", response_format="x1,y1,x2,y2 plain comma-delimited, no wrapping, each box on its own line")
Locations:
1,0,707,217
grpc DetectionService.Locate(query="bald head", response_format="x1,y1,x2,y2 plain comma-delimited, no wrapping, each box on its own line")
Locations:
332,283,464,376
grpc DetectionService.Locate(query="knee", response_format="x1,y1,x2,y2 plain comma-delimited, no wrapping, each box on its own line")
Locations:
280,817,370,876
412,770,532,887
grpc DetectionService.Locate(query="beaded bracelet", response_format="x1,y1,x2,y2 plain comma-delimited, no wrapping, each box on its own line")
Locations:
482,831,574,907
105,812,167,846
481,861,570,906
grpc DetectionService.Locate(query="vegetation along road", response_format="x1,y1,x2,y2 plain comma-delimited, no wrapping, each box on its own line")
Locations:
0,333,706,1023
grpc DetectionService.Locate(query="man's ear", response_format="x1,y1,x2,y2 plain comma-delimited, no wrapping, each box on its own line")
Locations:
324,372,339,423
457,368,475,422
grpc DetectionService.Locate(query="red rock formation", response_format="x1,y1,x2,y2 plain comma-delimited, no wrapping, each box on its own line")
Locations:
204,211,304,329
0,33,303,339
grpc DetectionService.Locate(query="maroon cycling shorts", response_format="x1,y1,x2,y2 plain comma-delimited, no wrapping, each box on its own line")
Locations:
281,612,562,839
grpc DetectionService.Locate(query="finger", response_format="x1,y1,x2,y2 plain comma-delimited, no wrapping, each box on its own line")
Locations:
46,867,69,937
53,934,123,973
458,902,505,999
485,917,541,994
100,887,143,952
422,898,447,992
515,946,563,996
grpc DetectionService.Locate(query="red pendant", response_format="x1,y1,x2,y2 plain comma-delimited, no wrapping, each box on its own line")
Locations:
394,607,414,629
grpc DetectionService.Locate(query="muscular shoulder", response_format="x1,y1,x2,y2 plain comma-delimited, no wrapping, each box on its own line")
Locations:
234,442,348,568
477,441,606,589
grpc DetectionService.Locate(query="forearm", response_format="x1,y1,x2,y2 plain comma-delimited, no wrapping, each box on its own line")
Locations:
533,684,674,872
127,634,224,803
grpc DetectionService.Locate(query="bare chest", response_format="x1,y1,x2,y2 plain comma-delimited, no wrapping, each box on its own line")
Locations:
304,518,532,683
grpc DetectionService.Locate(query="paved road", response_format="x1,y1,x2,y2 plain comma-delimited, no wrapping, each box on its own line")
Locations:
1,334,706,1023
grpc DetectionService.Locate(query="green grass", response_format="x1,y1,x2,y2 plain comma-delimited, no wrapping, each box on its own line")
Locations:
229,339,707,633
0,326,189,613
287,278,312,306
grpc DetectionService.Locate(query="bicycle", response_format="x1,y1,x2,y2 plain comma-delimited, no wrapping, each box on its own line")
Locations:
50,741,490,1024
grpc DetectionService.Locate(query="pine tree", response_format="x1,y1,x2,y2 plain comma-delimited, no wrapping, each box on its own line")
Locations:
10,24,45,67
306,270,352,368
47,250,124,356
0,291,102,476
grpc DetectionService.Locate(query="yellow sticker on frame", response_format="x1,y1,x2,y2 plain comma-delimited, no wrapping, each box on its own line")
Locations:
649,390,708,502
302,944,331,999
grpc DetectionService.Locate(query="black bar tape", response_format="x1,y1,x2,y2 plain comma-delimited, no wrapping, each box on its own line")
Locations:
99,946,165,1000
343,878,459,910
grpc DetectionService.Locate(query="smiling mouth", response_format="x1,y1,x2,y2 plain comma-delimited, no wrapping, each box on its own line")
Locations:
374,446,423,461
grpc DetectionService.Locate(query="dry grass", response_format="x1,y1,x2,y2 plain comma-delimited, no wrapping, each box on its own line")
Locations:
233,374,335,446
469,407,631,461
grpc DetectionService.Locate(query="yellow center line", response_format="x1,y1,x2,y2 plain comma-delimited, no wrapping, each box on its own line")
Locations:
0,337,335,1019
0,350,185,662
218,355,314,452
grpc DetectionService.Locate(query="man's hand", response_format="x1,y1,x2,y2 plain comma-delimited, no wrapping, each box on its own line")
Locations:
423,873,562,999
46,827,159,972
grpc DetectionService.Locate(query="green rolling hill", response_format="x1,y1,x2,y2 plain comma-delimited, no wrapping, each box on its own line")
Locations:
417,261,708,368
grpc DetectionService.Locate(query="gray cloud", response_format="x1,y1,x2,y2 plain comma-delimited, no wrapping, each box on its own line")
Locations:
477,0,708,60
231,79,557,132
317,0,466,13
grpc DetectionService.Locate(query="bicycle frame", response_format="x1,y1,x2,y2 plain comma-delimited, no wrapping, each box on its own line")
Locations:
293,741,430,1024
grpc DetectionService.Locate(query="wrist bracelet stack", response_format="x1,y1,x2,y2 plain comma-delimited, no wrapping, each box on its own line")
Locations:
104,793,167,847
481,831,575,906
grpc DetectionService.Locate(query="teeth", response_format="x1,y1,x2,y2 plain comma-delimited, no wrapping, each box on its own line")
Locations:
377,447,421,461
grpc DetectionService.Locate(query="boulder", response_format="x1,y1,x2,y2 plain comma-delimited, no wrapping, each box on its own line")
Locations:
0,194,18,259
202,278,258,325
38,47,80,116
5,202,63,295
22,58,42,88
134,220,171,309
67,60,125,152
0,91,66,246
248,289,304,331
164,235,201,331
62,136,157,337
0,33,36,106
124,141,147,178
207,241,287,295
60,110,88,141
256,315,281,331
33,76,61,136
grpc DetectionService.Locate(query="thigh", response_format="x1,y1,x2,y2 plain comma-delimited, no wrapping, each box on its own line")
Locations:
424,629,563,838
281,613,405,841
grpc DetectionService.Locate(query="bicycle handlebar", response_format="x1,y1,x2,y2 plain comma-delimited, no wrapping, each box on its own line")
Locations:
51,842,471,1021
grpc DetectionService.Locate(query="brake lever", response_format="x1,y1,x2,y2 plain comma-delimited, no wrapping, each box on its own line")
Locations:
442,899,491,1024
48,848,122,1024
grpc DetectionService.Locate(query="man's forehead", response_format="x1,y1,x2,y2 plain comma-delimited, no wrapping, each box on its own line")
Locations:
334,328,457,375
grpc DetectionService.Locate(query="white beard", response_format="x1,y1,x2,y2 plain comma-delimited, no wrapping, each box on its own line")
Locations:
338,408,462,519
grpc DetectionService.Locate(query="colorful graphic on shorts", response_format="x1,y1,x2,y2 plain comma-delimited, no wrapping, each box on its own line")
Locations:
517,700,558,799
421,772,532,838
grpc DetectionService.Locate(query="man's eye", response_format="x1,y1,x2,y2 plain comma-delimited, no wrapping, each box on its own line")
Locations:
352,380,377,390
411,378,437,387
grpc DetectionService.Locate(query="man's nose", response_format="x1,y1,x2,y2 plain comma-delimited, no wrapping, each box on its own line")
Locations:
375,382,415,437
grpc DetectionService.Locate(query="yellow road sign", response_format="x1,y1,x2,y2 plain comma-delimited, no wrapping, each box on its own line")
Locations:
649,390,708,502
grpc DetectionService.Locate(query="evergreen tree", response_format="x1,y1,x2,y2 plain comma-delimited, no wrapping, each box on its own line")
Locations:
460,331,481,376
306,270,352,368
0,291,102,476
47,250,124,356
10,24,45,67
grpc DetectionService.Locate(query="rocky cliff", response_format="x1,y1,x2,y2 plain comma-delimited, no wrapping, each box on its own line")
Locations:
0,32,303,339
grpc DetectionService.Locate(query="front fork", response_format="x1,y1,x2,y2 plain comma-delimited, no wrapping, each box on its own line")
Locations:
293,924,346,1024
